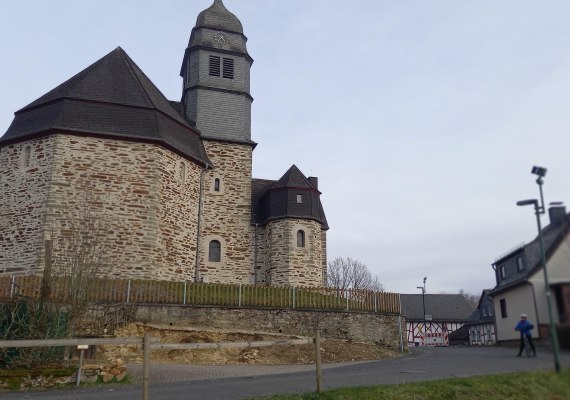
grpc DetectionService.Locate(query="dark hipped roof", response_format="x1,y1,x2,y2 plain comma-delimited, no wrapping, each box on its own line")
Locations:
489,213,570,296
252,165,328,229
400,294,473,322
1,47,210,167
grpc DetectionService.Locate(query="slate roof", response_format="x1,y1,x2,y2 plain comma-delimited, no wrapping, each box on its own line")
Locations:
1,47,210,167
463,289,495,326
489,212,570,296
251,165,328,229
196,0,243,34
400,294,473,322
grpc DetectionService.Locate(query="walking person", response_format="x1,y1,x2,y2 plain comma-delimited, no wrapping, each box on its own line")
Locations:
515,313,536,357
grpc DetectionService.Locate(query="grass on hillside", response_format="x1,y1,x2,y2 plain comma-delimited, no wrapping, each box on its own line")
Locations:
250,369,570,400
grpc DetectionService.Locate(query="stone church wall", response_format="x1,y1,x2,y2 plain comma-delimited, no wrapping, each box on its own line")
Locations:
0,137,55,273
265,219,325,287
199,141,254,284
1,134,203,280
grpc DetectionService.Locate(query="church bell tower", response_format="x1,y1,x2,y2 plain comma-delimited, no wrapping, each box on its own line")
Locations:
180,0,253,144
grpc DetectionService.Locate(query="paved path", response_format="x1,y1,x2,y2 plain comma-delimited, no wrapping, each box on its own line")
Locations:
125,359,364,383
4,346,569,400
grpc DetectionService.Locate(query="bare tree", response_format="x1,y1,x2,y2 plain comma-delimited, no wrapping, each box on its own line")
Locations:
45,188,118,336
327,257,384,291
458,289,479,311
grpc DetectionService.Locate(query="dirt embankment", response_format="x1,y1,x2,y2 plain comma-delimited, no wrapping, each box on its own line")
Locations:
97,323,399,365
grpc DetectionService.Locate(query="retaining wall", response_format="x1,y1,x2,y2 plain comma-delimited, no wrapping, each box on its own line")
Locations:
135,305,406,350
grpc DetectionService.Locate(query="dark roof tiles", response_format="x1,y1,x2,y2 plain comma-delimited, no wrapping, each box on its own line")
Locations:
251,166,328,229
1,48,210,167
400,294,473,321
490,214,569,295
196,0,243,34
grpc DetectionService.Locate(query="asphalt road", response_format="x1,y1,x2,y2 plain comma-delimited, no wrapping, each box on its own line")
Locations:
4,346,569,400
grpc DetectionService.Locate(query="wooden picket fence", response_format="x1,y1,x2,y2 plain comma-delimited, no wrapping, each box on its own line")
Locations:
0,275,401,314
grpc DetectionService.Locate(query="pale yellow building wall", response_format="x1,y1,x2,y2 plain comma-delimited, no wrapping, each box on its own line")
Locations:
528,234,570,325
493,284,538,341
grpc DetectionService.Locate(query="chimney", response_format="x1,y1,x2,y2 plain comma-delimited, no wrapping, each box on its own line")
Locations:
308,176,318,190
548,203,567,226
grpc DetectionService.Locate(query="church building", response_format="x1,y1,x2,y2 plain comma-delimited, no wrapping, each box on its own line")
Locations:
0,0,328,287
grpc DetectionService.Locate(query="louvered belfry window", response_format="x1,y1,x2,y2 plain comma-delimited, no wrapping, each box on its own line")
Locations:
209,55,233,79
222,58,234,79
209,55,221,76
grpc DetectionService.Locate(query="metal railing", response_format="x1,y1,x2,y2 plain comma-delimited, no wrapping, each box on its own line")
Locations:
0,276,401,314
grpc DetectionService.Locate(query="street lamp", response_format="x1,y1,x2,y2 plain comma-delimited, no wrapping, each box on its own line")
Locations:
516,165,561,373
417,277,427,335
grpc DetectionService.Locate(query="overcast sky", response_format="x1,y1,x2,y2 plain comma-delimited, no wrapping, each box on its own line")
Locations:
1,1,569,296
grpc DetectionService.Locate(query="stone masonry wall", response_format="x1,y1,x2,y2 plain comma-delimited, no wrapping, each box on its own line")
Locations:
321,230,327,286
265,219,324,287
48,134,203,280
1,133,203,280
199,141,253,284
135,304,406,349
0,137,55,273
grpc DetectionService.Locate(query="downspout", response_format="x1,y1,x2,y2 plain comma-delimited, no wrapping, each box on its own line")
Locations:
194,163,208,282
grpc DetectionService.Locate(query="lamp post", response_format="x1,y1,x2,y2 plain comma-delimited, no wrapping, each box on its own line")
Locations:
417,277,427,336
516,165,561,373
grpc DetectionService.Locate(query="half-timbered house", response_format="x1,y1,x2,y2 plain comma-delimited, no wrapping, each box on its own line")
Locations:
401,294,473,346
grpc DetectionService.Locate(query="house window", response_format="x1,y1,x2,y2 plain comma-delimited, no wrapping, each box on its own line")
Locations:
214,178,220,192
499,265,506,280
297,230,305,247
209,55,221,76
500,299,507,319
488,306,493,316
23,146,31,168
296,194,303,204
516,256,524,272
483,308,487,317
222,57,234,79
208,240,221,262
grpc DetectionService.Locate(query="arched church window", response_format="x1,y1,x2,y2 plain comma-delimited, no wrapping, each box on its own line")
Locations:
209,240,221,262
297,230,305,248
214,178,220,192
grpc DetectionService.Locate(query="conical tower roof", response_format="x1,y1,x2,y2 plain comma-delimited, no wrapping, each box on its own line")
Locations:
2,47,210,166
251,165,328,229
272,165,319,191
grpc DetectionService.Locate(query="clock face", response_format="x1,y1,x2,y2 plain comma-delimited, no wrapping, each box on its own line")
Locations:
214,31,227,45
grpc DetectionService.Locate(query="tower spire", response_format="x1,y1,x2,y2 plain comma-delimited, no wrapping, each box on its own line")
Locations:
180,0,253,143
